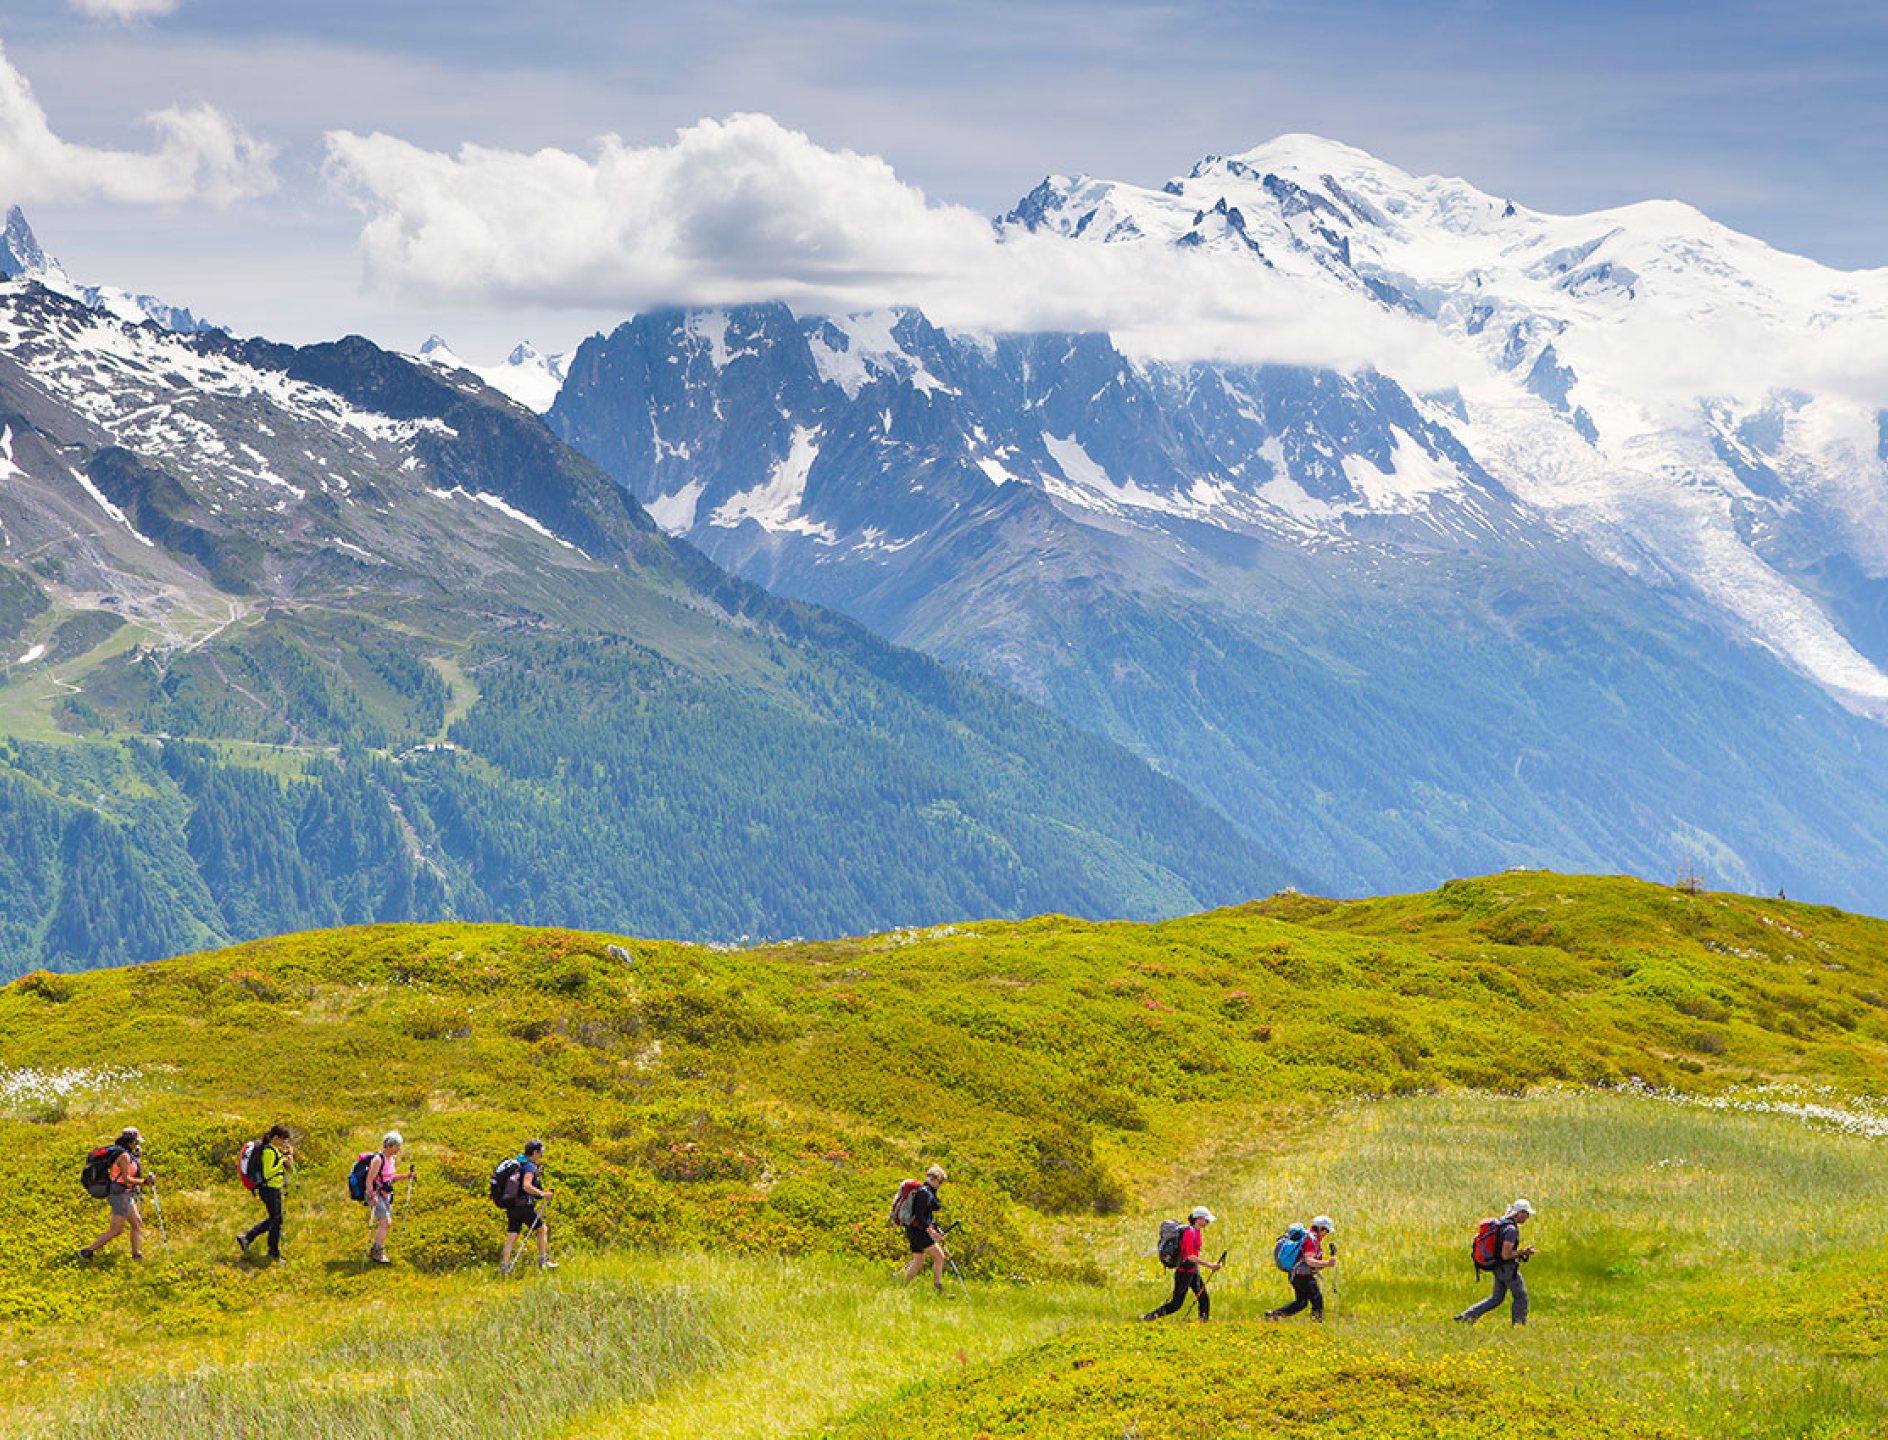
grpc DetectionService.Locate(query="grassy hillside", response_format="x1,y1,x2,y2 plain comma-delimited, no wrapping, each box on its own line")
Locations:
3,872,1886,1438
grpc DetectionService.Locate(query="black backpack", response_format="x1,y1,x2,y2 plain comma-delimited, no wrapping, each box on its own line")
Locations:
1156,1219,1187,1269
489,1157,525,1209
81,1145,124,1199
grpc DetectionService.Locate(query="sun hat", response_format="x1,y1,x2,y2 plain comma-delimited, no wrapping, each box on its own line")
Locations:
1509,1198,1536,1216
1189,1206,1216,1223
1311,1214,1334,1231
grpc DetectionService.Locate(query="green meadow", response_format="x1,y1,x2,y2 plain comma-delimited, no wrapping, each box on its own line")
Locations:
3,872,1885,1438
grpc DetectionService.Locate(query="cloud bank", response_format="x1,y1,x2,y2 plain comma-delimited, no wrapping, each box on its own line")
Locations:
0,43,273,206
323,112,1470,379
67,0,181,20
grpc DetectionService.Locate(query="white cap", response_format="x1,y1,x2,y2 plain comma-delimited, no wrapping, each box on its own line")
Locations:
1311,1215,1334,1231
1509,1198,1536,1216
1190,1206,1216,1223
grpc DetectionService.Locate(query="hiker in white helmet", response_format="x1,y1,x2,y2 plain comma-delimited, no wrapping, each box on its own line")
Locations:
1265,1214,1337,1321
1456,1198,1537,1325
1142,1206,1223,1322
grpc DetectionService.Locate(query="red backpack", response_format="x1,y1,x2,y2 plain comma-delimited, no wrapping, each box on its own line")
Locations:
889,1179,924,1228
1471,1218,1507,1272
238,1139,264,1192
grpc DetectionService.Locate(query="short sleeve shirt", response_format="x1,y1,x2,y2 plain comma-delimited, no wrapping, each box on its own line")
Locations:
1292,1229,1323,1276
1497,1222,1521,1262
909,1183,940,1231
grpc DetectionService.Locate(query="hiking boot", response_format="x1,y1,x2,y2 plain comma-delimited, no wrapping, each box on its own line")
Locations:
933,1281,946,1293
538,1258,559,1271
500,1261,515,1276
1453,1313,1474,1324
237,1232,252,1257
370,1247,391,1265
77,1248,93,1262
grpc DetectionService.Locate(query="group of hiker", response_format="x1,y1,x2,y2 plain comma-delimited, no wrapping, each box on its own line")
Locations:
75,1127,556,1272
1131,1198,1538,1325
78,1129,1539,1323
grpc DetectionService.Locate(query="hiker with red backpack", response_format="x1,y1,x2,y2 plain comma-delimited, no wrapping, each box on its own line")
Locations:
1264,1215,1336,1321
1142,1206,1223,1321
78,1128,148,1261
237,1124,294,1262
895,1165,952,1291
495,1139,556,1275
356,1131,413,1265
1456,1198,1537,1325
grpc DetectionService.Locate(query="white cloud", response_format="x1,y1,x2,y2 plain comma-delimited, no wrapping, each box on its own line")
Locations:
323,112,1472,380
67,0,180,19
0,42,273,206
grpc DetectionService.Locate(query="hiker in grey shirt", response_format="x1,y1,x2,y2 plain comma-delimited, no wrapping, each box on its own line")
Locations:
1456,1198,1536,1325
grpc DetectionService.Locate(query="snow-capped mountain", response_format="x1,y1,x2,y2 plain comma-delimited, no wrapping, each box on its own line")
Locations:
1,205,214,335
1003,135,1888,714
546,141,1888,911
415,334,568,412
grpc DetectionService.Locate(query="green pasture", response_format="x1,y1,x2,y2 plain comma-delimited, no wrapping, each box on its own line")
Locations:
2,874,1885,1437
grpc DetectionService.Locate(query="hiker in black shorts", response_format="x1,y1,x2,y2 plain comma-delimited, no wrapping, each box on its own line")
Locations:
899,1165,950,1291
1143,1206,1223,1321
499,1139,556,1275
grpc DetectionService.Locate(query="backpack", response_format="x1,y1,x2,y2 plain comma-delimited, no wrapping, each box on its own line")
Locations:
489,1156,526,1209
1471,1218,1508,1272
1156,1219,1188,1269
889,1179,925,1229
239,1139,266,1192
81,1145,124,1199
347,1152,377,1204
1274,1223,1310,1272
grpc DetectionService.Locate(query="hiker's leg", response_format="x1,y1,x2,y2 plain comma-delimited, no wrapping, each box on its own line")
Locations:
535,1216,550,1261
263,1188,284,1256
929,1244,947,1285
125,1204,144,1259
500,1232,517,1267
1147,1270,1193,1318
371,1196,392,1251
1459,1272,1509,1322
88,1212,126,1253
1307,1274,1324,1320
1274,1275,1314,1316
1507,1267,1529,1325
1195,1274,1210,1321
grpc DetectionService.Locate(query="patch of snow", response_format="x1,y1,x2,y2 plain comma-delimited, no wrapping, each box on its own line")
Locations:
647,479,706,534
14,642,46,664
68,465,154,547
710,427,833,538
428,486,577,550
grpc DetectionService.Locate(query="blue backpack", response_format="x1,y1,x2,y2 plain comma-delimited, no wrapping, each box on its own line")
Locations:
1274,1223,1309,1272
346,1152,376,1204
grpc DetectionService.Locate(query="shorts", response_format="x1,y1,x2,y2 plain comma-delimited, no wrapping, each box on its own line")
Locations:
370,1194,393,1223
506,1203,542,1236
108,1190,139,1219
906,1225,936,1254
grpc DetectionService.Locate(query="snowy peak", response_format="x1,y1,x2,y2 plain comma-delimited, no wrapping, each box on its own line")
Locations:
0,203,212,334
414,335,569,412
1,206,53,278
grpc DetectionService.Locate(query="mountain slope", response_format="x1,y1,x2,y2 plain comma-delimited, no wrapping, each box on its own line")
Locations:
0,255,1291,976
549,302,1888,910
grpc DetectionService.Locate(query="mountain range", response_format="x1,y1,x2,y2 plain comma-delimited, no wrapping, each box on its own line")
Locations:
0,213,1287,977
543,136,1888,911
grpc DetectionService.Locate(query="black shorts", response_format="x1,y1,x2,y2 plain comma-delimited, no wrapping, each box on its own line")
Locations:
906,1225,936,1254
506,1203,541,1235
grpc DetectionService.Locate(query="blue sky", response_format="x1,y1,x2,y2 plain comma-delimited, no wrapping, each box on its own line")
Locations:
0,0,1882,355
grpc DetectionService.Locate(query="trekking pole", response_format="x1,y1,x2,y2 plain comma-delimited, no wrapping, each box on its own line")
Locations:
399,1166,415,1235
1328,1238,1339,1322
145,1176,171,1261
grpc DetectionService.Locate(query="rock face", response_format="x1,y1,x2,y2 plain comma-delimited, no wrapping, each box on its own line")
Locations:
0,272,1285,976
545,137,1888,909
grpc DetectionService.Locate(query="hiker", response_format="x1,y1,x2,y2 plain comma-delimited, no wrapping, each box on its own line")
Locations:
1265,1215,1336,1321
364,1131,413,1265
497,1139,556,1274
1142,1206,1222,1321
238,1123,294,1262
78,1128,148,1261
1456,1198,1537,1326
898,1165,951,1291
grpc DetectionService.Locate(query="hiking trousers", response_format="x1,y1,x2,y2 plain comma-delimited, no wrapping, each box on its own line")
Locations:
242,1187,284,1258
1147,1268,1209,1320
1461,1262,1527,1324
1271,1273,1324,1319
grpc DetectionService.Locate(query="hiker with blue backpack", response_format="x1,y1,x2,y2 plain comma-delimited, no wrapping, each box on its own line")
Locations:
1456,1198,1536,1325
1142,1206,1223,1321
1265,1215,1336,1321
349,1131,414,1265
494,1139,556,1275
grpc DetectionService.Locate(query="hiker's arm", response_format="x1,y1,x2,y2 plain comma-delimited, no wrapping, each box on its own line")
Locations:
525,1177,550,1199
